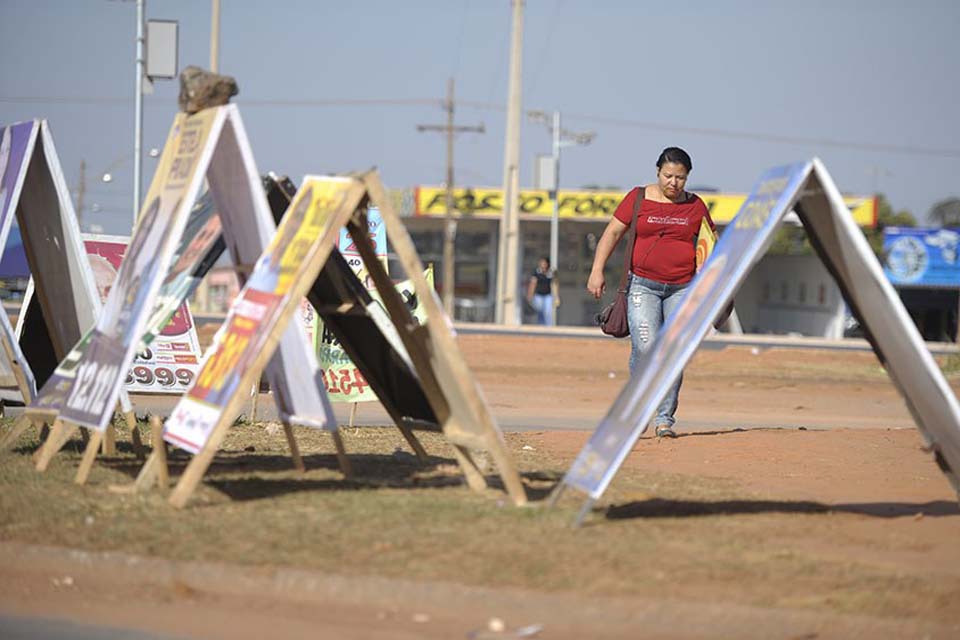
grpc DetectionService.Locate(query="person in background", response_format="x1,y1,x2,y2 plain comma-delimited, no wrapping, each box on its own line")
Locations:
527,256,557,326
586,147,715,438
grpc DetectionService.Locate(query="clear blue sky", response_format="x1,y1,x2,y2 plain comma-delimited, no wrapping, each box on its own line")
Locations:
2,0,958,234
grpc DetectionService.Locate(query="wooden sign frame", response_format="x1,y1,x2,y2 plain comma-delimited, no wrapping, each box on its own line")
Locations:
134,171,526,508
25,106,338,484
556,158,960,525
0,120,139,456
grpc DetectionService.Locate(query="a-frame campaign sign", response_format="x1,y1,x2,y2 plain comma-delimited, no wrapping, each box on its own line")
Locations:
28,105,337,484
556,158,960,525
263,174,437,458
0,120,138,454
139,171,526,508
14,193,220,399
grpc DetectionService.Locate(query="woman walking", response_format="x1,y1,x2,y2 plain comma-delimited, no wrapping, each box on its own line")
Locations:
587,147,715,437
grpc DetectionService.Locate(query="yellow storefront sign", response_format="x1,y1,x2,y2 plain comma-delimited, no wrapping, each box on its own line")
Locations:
415,186,877,227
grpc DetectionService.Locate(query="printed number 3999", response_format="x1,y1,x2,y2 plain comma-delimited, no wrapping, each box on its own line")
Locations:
125,366,195,387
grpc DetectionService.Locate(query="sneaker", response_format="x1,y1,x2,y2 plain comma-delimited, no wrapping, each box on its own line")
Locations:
655,425,677,439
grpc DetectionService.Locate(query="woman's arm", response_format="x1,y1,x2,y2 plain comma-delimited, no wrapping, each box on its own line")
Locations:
586,216,628,299
526,275,536,302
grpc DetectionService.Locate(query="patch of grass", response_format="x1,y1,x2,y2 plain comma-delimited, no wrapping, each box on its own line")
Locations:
940,353,960,376
0,419,958,625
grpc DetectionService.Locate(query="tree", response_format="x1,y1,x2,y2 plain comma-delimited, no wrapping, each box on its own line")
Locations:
929,197,960,228
864,193,916,256
764,194,916,257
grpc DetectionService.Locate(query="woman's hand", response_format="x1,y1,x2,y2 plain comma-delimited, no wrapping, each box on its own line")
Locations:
586,271,605,299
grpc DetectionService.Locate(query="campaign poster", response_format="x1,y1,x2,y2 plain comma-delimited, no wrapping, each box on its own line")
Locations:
316,207,387,402
43,109,222,429
164,177,360,453
84,235,205,394
0,122,34,234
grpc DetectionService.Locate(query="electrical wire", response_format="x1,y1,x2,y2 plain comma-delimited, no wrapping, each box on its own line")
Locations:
3,95,958,158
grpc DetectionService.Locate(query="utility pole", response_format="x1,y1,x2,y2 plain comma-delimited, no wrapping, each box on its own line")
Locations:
495,0,524,325
133,0,145,227
417,78,485,317
210,0,221,72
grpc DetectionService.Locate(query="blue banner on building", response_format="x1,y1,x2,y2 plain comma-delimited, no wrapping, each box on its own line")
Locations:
883,227,960,288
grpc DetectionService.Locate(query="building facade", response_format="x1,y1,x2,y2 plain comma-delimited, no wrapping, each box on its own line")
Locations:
404,185,877,331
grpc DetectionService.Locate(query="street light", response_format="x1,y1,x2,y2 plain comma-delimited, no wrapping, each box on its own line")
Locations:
527,109,595,284
100,148,159,184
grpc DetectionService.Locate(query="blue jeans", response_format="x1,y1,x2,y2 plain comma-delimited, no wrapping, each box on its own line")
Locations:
531,293,555,325
627,274,689,427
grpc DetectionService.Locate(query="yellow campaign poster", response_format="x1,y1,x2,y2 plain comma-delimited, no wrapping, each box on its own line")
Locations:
165,177,360,453
695,217,717,272
415,186,877,227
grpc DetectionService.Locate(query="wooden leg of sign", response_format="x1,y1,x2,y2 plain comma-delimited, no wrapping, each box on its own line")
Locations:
450,445,488,493
348,402,358,428
150,416,169,489
0,414,32,450
282,422,305,473
125,410,145,460
397,425,430,462
249,379,260,423
101,425,117,456
331,428,353,479
121,451,159,493
38,422,50,446
31,420,49,464
168,418,236,508
35,420,77,472
484,435,528,507
75,428,103,485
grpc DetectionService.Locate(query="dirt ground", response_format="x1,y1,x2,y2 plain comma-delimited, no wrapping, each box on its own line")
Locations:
2,333,960,639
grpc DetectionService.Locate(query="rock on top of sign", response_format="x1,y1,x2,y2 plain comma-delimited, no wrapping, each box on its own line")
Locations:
178,66,239,114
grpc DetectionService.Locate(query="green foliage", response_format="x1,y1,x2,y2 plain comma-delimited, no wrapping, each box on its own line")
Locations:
942,353,960,376
766,225,814,256
762,194,916,258
863,193,917,257
929,197,960,228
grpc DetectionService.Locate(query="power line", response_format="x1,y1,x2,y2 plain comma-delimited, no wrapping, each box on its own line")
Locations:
457,100,960,159
450,0,471,83
4,95,959,159
0,96,442,107
525,0,563,97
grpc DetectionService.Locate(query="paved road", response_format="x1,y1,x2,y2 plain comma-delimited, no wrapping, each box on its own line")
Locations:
0,614,179,640
452,322,960,355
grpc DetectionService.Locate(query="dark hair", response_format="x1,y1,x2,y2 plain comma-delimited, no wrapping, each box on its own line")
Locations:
656,147,692,173
539,256,550,267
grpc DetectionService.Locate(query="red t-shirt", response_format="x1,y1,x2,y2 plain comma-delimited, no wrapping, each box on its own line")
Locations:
613,187,715,285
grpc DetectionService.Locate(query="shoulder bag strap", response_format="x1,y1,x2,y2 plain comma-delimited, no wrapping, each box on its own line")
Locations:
617,186,645,293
